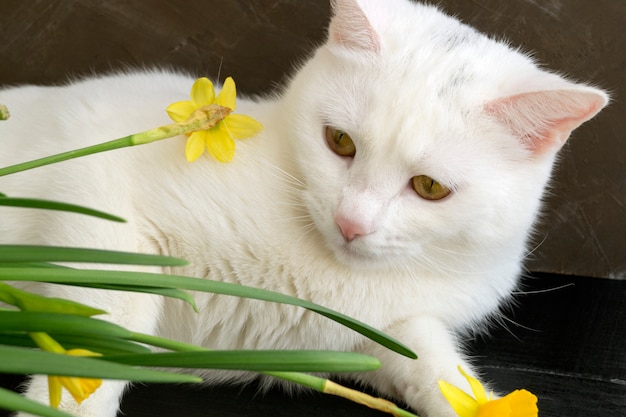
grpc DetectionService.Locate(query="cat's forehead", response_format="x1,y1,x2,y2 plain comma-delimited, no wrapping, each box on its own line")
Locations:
332,61,474,155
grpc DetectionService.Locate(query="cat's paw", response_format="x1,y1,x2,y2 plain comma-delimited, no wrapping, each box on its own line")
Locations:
402,383,459,417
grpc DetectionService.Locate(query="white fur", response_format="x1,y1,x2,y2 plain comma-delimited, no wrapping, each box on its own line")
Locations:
0,1,607,416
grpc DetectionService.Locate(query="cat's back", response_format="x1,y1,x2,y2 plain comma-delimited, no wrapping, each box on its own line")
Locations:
0,70,287,254
0,73,168,243
0,71,195,159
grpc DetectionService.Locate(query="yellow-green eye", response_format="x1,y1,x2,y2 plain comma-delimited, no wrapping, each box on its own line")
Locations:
325,126,356,157
411,175,451,200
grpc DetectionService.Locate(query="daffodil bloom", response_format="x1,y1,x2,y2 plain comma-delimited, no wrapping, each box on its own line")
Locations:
29,332,103,408
438,366,538,417
166,77,263,162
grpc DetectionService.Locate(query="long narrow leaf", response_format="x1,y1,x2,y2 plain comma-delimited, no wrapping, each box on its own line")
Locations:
0,245,187,267
66,283,198,312
0,387,74,417
0,262,61,268
0,333,151,355
0,282,105,316
0,268,417,359
106,350,380,372
0,345,201,383
0,311,132,339
0,197,125,222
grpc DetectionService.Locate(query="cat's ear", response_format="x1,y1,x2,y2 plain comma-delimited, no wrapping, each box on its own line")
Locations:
328,0,380,53
485,87,609,155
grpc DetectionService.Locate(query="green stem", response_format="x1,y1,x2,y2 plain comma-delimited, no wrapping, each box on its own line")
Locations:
129,332,207,353
128,331,418,417
130,332,323,388
29,332,66,354
323,380,420,417
0,104,230,177
263,371,326,391
130,332,324,386
0,136,133,177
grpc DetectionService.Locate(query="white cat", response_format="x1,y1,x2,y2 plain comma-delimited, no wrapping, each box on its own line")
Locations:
0,0,608,416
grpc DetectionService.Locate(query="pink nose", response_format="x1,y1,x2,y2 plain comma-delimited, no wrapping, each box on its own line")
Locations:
335,216,369,242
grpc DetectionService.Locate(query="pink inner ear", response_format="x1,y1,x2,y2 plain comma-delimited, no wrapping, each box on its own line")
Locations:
485,89,608,155
329,0,380,53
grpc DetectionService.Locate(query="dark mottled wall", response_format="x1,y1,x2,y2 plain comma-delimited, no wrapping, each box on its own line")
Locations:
1,0,624,279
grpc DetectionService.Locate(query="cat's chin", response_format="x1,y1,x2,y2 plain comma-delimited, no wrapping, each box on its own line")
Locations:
328,238,398,270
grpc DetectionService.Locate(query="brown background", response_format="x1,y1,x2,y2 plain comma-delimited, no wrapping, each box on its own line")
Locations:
1,0,624,279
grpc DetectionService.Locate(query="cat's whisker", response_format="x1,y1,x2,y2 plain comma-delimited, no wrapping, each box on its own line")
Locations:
421,241,482,258
520,234,548,262
511,282,574,296
253,158,305,189
285,215,314,222
407,253,467,278
488,314,526,343
497,308,542,335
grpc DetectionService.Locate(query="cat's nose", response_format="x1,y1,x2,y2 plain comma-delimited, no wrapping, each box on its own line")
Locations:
335,216,370,242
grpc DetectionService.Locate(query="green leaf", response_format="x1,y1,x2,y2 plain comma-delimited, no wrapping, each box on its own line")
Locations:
106,350,380,373
0,196,126,222
0,262,62,268
0,282,105,316
0,268,417,359
0,387,75,417
0,345,201,383
0,333,151,355
0,311,133,339
69,283,198,312
0,245,187,267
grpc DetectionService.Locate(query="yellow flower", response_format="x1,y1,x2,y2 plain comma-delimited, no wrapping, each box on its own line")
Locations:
29,332,103,408
48,348,103,408
438,366,538,417
166,77,263,162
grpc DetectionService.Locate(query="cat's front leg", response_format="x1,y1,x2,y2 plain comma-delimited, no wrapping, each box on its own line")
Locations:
356,316,480,417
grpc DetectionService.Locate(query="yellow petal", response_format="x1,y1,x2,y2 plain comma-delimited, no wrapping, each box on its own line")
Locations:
73,378,102,404
58,376,85,401
166,100,196,122
185,131,207,162
205,123,236,162
65,348,102,358
223,114,263,140
48,376,62,408
476,389,538,417
476,390,538,417
216,76,236,110
508,390,538,417
438,380,480,417
58,376,101,404
190,77,215,107
458,366,489,404
476,397,512,417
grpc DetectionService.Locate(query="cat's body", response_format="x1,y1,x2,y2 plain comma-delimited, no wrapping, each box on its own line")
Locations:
0,1,608,416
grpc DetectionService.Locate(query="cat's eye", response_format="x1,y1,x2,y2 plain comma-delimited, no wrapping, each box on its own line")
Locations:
325,126,356,157
411,175,451,201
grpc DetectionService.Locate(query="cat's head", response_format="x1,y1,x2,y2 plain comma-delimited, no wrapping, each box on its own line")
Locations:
283,0,608,272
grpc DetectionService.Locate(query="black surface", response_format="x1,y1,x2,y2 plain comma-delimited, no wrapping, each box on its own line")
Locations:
470,274,626,416
1,273,625,417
